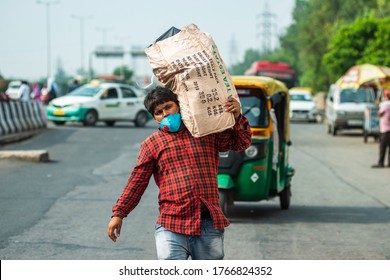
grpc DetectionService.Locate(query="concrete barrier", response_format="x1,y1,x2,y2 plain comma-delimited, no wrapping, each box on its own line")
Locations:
0,150,50,162
0,101,47,137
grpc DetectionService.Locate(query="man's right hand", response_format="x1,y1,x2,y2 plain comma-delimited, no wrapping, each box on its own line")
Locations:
107,216,123,242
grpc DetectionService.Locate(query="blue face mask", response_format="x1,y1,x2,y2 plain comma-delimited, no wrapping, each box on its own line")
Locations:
159,113,182,132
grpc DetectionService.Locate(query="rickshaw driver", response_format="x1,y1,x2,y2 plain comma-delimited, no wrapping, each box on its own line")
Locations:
107,86,252,260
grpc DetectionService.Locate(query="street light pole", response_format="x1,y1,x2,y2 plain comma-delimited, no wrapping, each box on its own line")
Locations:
71,14,92,74
36,0,59,79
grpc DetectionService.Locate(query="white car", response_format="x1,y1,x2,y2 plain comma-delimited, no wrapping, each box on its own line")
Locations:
5,80,22,100
46,81,150,127
289,88,317,122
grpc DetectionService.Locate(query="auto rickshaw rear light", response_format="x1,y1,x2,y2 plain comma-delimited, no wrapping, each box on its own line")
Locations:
245,145,258,158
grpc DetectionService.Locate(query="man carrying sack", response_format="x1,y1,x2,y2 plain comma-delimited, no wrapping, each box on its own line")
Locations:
108,25,252,259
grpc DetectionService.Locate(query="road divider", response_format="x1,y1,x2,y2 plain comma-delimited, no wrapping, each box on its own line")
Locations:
0,101,47,136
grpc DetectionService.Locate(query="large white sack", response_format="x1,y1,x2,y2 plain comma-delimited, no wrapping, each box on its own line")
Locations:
145,24,239,137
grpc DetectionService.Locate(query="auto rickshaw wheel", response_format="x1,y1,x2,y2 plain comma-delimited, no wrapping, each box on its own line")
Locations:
219,189,233,216
279,187,291,210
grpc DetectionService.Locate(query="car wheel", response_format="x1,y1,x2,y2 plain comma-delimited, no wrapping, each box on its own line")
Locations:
83,110,98,126
279,187,291,210
135,111,149,127
105,121,116,127
53,121,65,125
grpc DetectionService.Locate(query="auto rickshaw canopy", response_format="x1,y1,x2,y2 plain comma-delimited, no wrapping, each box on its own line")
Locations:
336,64,390,89
232,75,288,96
232,75,290,142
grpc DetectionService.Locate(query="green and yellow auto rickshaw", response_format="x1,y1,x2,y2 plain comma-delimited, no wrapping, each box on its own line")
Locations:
218,76,295,215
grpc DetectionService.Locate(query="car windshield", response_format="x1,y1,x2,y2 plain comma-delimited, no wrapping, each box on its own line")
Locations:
340,88,375,103
290,93,312,101
70,85,102,97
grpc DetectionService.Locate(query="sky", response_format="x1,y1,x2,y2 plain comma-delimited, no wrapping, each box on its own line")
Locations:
0,0,296,81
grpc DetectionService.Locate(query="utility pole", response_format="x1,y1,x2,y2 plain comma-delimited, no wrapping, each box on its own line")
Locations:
71,14,92,74
36,0,60,79
256,1,276,55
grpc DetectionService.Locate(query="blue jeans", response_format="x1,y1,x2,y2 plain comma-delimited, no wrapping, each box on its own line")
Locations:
154,218,225,260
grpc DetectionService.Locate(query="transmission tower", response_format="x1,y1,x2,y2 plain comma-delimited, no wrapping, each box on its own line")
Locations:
256,1,276,54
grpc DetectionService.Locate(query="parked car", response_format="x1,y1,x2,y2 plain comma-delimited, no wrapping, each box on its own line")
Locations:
5,80,22,100
289,87,317,122
46,81,150,127
326,85,376,136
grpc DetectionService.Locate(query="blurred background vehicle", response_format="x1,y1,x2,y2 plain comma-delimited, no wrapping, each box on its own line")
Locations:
326,64,389,137
289,87,317,122
5,80,22,100
244,60,298,89
326,85,376,136
46,80,150,127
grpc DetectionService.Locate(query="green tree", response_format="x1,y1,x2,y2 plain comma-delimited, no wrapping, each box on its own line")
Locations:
231,0,390,91
322,18,379,82
359,17,390,66
229,49,261,75
113,65,134,85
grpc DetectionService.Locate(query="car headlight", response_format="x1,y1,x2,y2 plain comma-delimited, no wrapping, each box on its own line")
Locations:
245,145,258,158
72,103,83,108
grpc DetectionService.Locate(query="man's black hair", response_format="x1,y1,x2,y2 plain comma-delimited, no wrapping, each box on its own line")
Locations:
144,86,179,115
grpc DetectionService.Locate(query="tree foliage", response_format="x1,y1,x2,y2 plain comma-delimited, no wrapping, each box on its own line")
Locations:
322,18,379,82
229,49,261,75
230,0,390,92
113,65,134,85
359,17,390,66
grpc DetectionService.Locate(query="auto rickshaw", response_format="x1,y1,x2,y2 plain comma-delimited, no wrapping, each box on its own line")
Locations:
218,76,295,215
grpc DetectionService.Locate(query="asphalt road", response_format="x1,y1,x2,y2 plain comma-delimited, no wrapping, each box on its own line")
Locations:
0,120,389,260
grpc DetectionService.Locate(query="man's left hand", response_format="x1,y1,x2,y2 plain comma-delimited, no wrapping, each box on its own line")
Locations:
224,96,241,120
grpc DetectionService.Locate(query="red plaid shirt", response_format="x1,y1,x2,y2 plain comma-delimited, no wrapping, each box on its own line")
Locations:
112,115,251,235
